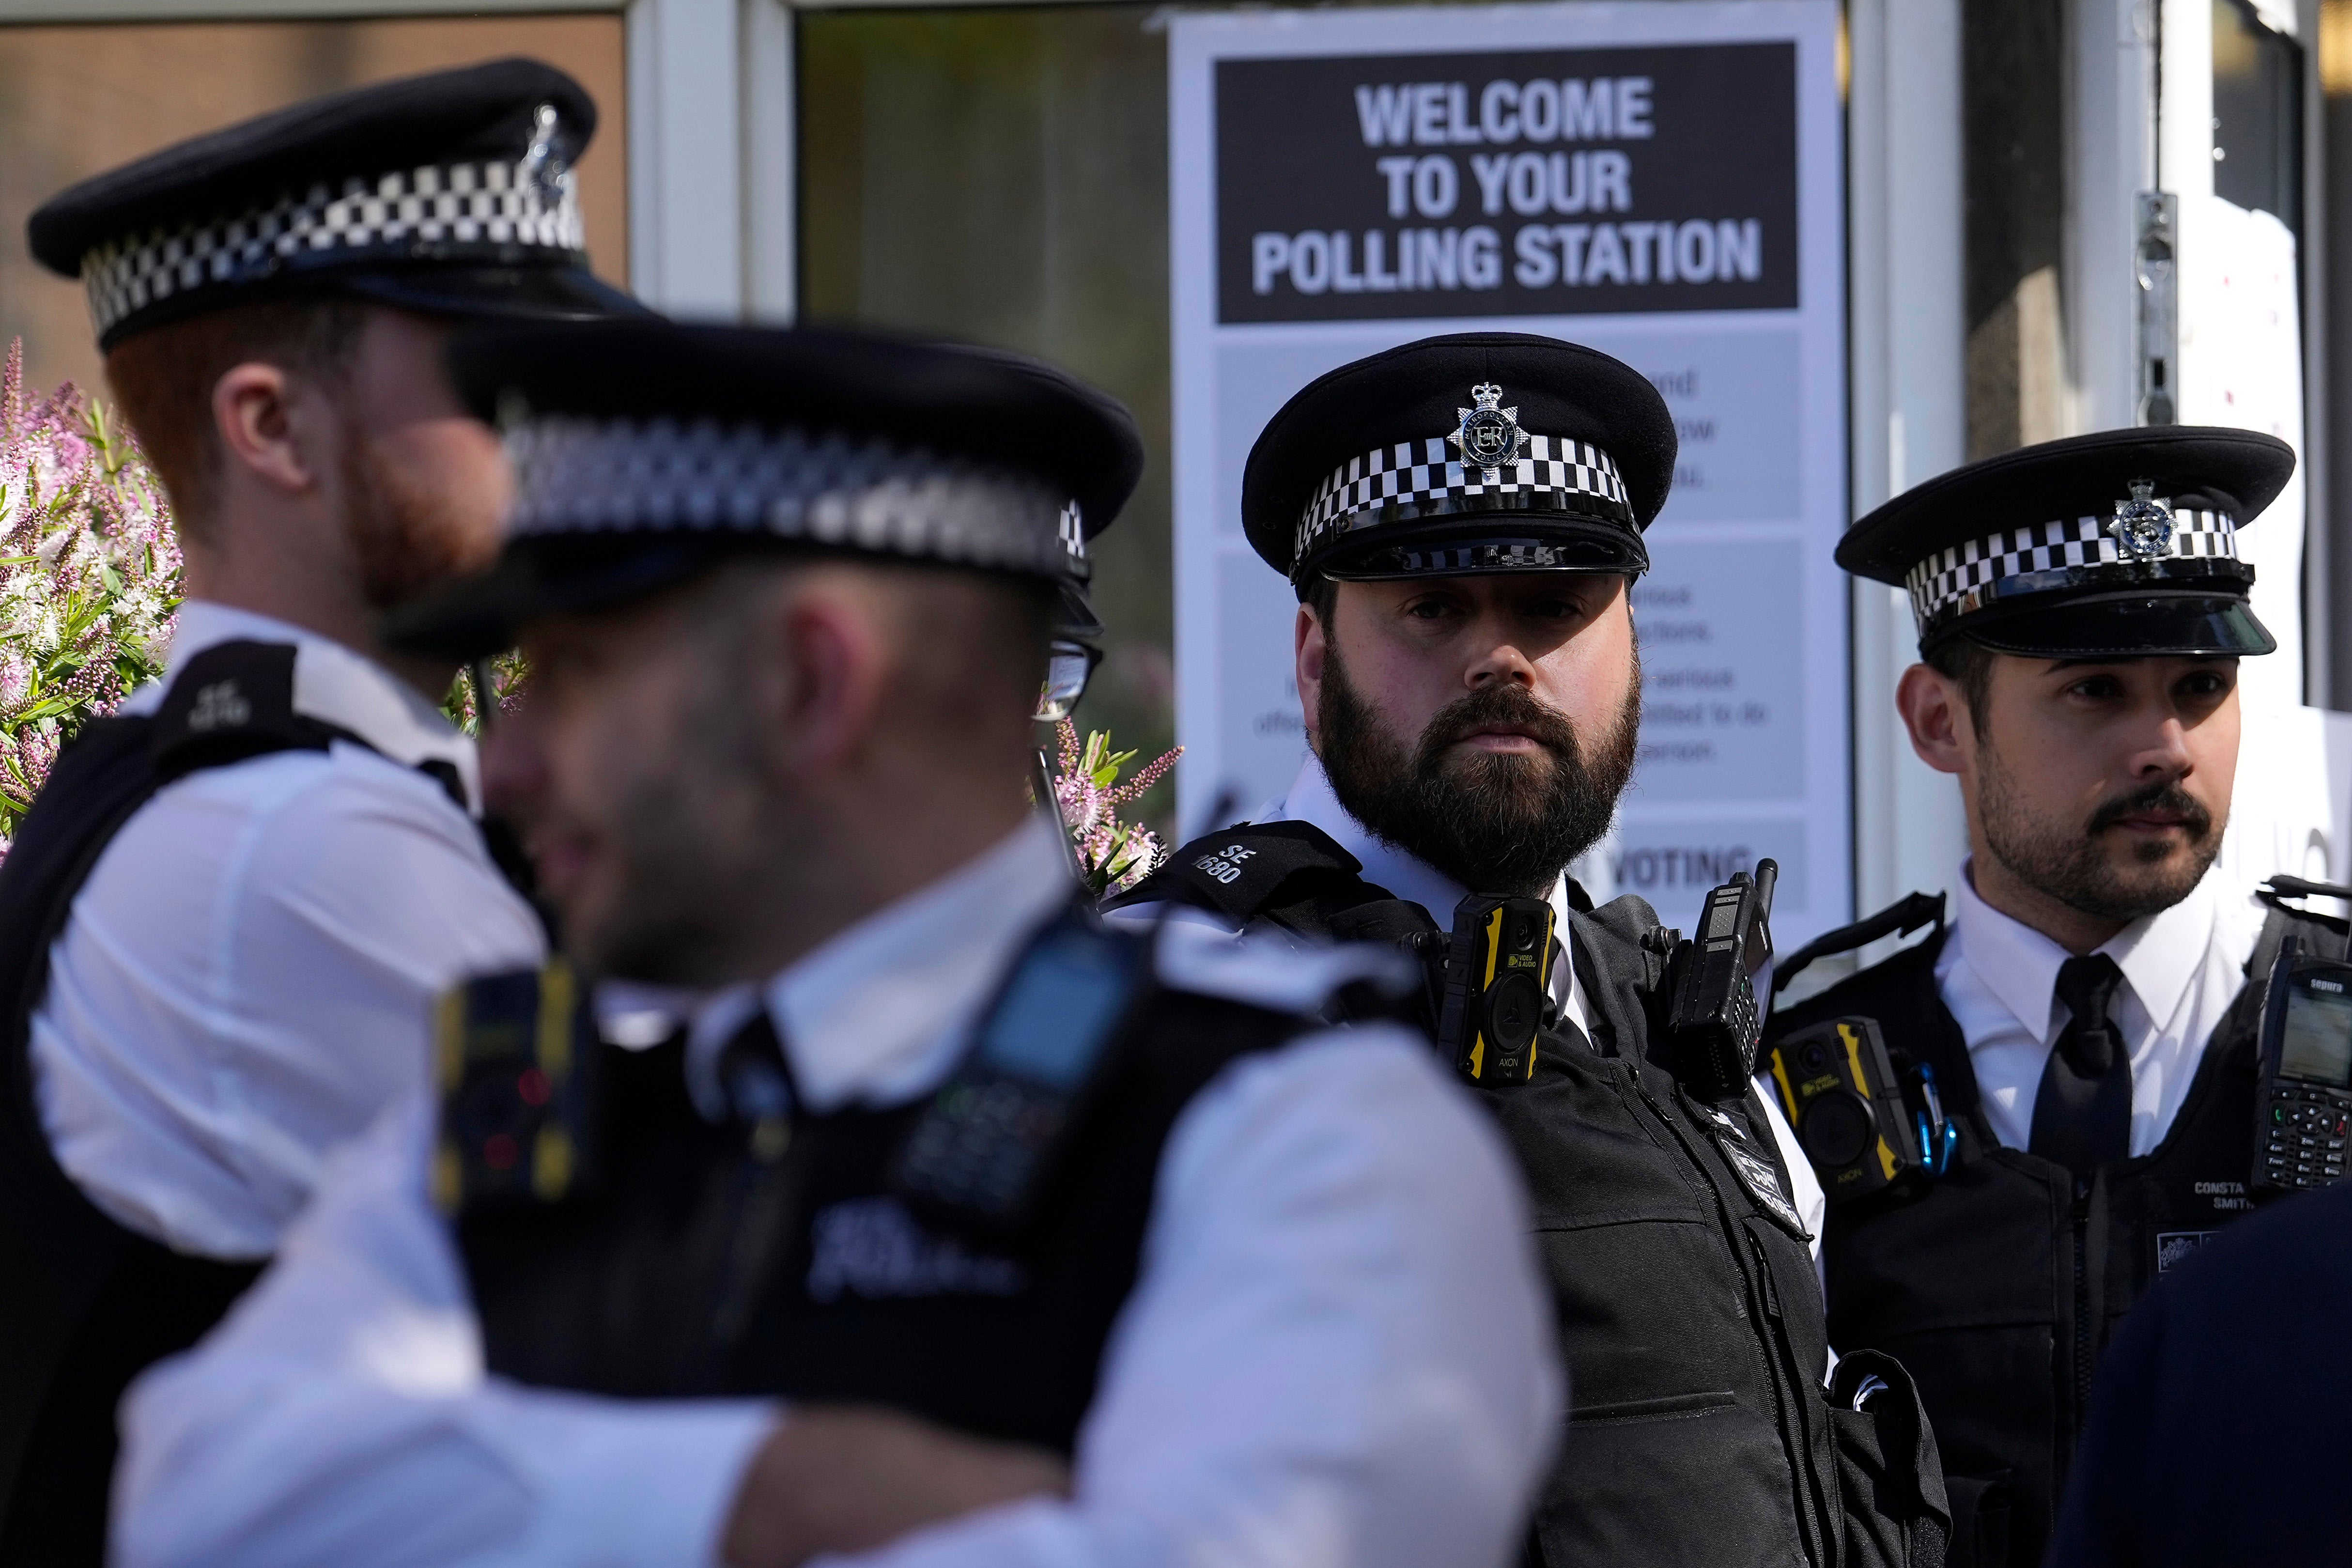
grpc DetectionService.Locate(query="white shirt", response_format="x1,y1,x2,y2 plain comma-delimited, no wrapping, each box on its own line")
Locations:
31,602,544,1259
1121,753,1828,1254
1936,858,2268,1156
115,812,1561,1568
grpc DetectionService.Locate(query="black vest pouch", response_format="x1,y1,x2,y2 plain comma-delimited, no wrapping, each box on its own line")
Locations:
1826,1350,1952,1568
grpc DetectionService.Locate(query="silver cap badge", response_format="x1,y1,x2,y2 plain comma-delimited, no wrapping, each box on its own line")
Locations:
1450,382,1528,485
2108,479,2175,559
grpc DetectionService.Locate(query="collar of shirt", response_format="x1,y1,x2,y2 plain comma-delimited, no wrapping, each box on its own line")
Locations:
127,600,482,811
682,812,1075,1120
1271,752,1591,1037
1947,856,2219,1046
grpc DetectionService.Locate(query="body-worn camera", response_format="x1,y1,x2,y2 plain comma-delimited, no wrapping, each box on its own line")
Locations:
2253,933,2352,1194
1666,862,1778,1102
1766,1017,1952,1203
1436,896,1558,1086
1330,893,1559,1087
434,960,603,1214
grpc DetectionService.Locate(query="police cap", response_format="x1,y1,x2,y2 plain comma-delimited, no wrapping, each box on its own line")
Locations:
1840,425,2294,658
384,317,1143,660
1243,331,1674,592
29,58,640,348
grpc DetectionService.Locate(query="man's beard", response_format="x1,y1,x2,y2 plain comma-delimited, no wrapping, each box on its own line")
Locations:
564,650,787,987
340,425,495,611
1316,637,1641,897
1979,757,2221,924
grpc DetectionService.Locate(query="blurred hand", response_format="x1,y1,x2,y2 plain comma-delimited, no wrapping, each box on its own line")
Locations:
722,1404,1070,1568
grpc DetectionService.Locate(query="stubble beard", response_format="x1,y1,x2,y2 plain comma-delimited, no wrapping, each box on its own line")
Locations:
340,424,498,612
1315,633,1641,897
1977,748,2222,924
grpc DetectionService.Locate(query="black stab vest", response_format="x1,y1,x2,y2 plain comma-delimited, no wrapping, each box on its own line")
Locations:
1766,905,2331,1568
0,642,468,1565
457,963,1313,1454
1113,824,1951,1568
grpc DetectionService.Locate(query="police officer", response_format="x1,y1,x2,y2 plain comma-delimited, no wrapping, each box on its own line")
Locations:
1764,427,2340,1568
0,60,635,1560
1108,331,1948,1568
112,317,1560,1568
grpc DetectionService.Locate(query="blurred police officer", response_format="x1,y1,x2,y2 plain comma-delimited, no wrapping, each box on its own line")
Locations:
0,59,635,1560
1766,427,2342,1567
113,318,1560,1568
1108,332,1948,1568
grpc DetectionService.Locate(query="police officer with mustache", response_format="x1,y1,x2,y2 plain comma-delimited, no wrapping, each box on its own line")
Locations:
1765,428,2347,1568
1112,332,1950,1568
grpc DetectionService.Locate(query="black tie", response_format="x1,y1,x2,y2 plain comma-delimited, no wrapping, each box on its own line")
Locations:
2028,954,2131,1176
715,1009,794,1145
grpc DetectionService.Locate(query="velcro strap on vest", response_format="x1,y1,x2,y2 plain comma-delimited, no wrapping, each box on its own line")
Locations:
1104,820,1376,927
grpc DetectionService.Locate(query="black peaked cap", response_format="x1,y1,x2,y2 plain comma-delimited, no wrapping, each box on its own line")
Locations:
445,318,1143,542
1840,425,2293,582
1843,425,2294,658
30,58,639,345
387,319,1140,660
1243,331,1674,584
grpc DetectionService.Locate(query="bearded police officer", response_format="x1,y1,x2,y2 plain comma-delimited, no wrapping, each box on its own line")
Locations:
112,318,1560,1568
1764,427,2342,1568
0,61,639,1562
1108,332,1949,1568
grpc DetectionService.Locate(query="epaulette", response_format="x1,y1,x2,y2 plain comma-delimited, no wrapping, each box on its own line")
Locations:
433,960,602,1214
1101,820,1390,934
149,639,358,781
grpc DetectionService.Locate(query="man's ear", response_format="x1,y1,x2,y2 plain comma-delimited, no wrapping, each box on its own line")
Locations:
1896,661,1971,777
1295,600,1326,750
763,576,889,777
212,361,328,497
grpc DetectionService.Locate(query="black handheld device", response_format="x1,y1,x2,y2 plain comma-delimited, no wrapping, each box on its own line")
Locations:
1766,1016,1951,1203
892,914,1145,1232
1431,895,1559,1086
433,960,603,1214
1668,860,1778,1101
2253,934,2352,1193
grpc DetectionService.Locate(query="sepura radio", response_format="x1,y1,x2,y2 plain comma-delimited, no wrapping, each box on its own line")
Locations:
2252,905,2352,1194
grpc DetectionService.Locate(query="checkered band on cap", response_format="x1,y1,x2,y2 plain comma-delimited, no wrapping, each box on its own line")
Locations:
79,157,586,339
1295,434,1632,571
502,415,1079,579
1903,504,2240,634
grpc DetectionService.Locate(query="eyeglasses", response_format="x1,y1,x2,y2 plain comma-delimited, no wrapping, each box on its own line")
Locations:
1035,639,1105,722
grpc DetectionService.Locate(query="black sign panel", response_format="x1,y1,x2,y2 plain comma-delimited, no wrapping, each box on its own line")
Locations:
1215,43,1798,324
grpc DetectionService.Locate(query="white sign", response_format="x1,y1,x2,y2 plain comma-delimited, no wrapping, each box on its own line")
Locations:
1169,0,1851,944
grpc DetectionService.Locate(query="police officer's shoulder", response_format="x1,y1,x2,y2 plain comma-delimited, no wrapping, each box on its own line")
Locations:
1148,916,1417,1021
1764,891,1950,1040
1103,819,1385,930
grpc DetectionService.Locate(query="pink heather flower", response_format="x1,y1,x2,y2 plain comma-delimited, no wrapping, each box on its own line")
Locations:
1047,718,1181,896
0,340,183,857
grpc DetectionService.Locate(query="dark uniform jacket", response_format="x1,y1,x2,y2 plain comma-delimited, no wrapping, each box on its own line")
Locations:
452,907,1351,1458
1110,821,1951,1568
2047,1176,2352,1568
1766,900,2335,1568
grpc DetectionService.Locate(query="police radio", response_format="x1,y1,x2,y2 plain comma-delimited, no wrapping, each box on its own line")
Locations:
2253,934,2352,1194
1766,1017,1953,1202
1667,861,1778,1102
892,913,1146,1232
